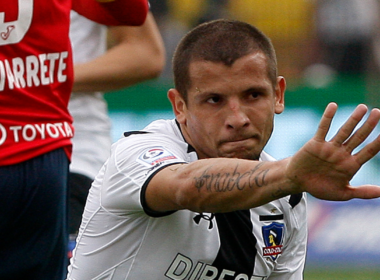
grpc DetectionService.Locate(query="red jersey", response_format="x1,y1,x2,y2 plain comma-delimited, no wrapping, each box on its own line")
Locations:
0,0,148,166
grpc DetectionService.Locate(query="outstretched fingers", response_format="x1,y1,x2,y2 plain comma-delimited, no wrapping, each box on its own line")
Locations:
315,102,338,142
330,104,368,147
344,107,380,154
354,132,380,166
304,103,380,202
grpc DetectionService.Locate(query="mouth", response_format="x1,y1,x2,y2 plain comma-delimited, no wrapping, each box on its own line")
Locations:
219,136,260,152
220,134,259,145
217,136,261,159
224,139,252,146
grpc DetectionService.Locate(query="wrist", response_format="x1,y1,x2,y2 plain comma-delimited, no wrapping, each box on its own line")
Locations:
283,157,304,194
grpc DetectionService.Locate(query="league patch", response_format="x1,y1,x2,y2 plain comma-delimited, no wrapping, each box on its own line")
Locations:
262,222,285,261
137,146,178,167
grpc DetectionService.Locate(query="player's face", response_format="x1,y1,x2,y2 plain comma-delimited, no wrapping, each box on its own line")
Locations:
169,52,285,160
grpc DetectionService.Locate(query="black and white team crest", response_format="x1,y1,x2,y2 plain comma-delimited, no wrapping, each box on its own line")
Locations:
261,222,285,261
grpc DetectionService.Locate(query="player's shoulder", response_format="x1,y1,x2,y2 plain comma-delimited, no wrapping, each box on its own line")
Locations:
118,119,183,147
111,119,190,162
123,119,179,138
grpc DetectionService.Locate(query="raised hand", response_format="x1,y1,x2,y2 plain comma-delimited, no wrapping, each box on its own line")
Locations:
286,103,380,201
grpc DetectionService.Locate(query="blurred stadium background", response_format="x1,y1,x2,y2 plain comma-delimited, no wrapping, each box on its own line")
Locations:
105,1,380,278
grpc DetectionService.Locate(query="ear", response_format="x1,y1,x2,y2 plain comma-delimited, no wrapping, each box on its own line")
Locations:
168,88,187,124
274,76,286,114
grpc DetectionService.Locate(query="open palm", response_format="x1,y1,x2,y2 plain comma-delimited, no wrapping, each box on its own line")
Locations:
287,103,380,201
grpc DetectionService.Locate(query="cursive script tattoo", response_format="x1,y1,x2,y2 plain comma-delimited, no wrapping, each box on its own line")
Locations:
193,163,269,193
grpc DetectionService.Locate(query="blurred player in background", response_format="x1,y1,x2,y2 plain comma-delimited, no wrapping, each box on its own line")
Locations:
67,19,380,279
68,10,165,252
0,1,148,279
315,0,379,74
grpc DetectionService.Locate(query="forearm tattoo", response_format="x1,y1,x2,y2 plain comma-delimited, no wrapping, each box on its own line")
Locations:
193,163,269,193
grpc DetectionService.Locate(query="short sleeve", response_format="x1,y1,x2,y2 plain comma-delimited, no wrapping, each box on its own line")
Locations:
99,132,188,216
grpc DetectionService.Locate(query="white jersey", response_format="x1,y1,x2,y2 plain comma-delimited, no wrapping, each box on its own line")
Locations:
67,119,307,280
68,11,112,179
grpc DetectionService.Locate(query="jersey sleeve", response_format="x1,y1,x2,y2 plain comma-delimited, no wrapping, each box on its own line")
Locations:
72,0,149,26
99,132,188,216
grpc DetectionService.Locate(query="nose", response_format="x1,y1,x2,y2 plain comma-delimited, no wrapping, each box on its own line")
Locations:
225,100,250,129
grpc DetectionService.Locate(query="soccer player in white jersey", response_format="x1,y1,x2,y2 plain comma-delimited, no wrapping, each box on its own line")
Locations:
67,19,380,280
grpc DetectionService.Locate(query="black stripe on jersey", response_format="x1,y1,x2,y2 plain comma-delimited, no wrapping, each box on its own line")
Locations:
212,210,257,277
140,162,184,218
175,120,197,154
259,214,284,221
289,193,303,208
187,143,196,154
123,131,150,137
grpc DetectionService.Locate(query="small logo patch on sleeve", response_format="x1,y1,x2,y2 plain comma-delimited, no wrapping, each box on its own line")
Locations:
137,147,178,167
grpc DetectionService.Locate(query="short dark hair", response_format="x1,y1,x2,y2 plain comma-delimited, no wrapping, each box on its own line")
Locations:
173,19,278,102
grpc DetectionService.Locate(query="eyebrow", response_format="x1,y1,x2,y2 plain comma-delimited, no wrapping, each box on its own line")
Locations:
192,82,272,101
243,85,271,94
193,88,221,97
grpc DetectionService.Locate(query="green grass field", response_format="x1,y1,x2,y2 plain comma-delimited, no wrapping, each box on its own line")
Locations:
304,268,380,280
